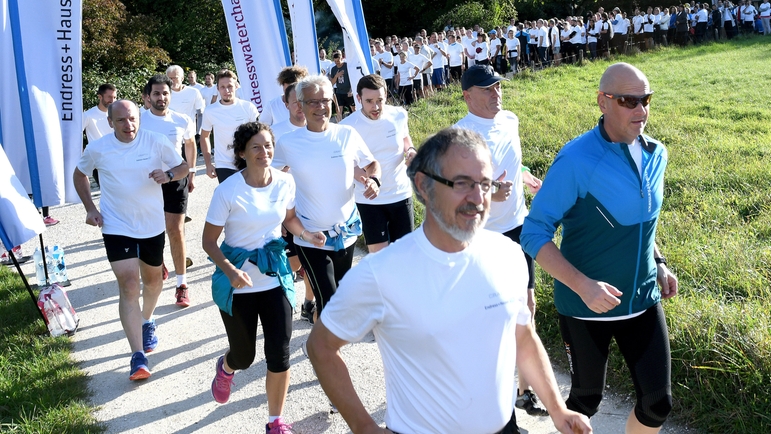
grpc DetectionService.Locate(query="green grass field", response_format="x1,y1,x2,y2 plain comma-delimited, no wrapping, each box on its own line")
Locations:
0,266,103,433
409,36,771,433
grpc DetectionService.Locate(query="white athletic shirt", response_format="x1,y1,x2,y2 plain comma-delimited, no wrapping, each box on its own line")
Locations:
429,43,445,69
396,60,418,86
140,110,194,169
505,36,520,57
82,106,112,143
374,51,394,79
489,37,502,56
321,226,531,433
408,53,431,76
538,27,550,47
461,36,476,63
447,42,465,66
201,99,260,170
340,106,412,204
205,168,295,293
319,58,335,76
169,86,204,129
271,119,302,140
76,129,183,238
455,111,528,232
259,95,289,126
272,123,375,250
200,86,219,107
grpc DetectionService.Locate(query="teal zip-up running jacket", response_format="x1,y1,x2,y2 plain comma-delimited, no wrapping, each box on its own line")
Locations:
521,117,668,318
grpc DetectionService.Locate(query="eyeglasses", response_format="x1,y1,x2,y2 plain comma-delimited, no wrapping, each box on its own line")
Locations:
421,171,500,194
302,98,332,107
598,91,654,109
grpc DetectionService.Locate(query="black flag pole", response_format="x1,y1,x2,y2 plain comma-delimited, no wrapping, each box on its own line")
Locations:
8,247,46,323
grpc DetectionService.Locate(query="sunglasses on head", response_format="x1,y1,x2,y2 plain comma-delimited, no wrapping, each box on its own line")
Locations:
598,91,654,109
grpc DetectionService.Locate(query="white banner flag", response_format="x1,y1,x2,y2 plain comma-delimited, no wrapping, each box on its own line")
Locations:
0,0,83,206
327,0,374,108
0,143,45,251
288,0,321,74
221,0,291,112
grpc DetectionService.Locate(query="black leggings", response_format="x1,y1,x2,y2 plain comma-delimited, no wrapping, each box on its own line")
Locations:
296,244,355,316
220,287,292,373
559,303,672,427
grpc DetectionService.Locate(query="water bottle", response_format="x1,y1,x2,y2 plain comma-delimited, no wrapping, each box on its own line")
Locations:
33,248,47,286
43,298,66,337
51,245,68,283
44,246,57,284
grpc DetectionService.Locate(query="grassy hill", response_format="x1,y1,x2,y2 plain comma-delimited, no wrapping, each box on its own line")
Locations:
408,37,771,433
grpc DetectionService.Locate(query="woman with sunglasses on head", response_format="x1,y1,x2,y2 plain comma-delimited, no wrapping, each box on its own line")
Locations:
202,121,326,433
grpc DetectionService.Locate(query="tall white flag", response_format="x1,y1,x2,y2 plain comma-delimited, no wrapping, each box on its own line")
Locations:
0,0,83,206
221,0,291,112
288,0,321,74
326,0,374,108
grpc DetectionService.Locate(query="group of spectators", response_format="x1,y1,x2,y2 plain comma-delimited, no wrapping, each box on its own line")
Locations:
361,0,769,101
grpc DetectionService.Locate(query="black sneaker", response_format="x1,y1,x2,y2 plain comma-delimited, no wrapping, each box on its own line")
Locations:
300,300,315,324
515,389,549,416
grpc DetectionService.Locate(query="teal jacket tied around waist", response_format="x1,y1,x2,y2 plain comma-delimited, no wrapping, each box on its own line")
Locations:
211,238,295,316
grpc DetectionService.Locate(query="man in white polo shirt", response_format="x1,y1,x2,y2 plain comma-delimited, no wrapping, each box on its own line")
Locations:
200,69,260,183
73,100,189,381
140,74,197,308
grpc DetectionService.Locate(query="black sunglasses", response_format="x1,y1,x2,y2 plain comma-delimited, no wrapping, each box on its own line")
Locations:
598,91,654,109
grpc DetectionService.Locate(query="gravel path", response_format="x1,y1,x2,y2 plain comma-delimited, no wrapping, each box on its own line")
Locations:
14,166,700,434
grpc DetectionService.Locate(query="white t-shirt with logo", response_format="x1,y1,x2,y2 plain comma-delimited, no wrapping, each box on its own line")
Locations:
76,129,183,238
455,110,528,232
321,226,531,433
169,86,204,128
340,106,412,204
205,168,295,292
140,110,195,169
201,99,260,170
82,106,112,143
272,123,375,250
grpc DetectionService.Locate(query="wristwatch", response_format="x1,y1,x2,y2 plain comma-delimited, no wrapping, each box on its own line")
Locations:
165,170,174,182
369,176,381,187
654,256,667,266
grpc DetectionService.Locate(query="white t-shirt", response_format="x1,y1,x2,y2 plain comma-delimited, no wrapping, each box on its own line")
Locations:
489,37,502,57
321,226,531,434
461,36,476,60
742,5,757,21
570,26,585,44
396,60,418,86
82,106,112,143
474,41,490,60
447,42,465,66
408,53,431,78
455,111,528,232
272,123,375,250
319,58,335,76
504,37,519,57
633,15,644,33
190,83,205,91
374,51,394,79
271,119,303,140
340,106,412,204
169,86,204,128
429,43,445,69
205,169,295,293
644,14,656,32
659,13,671,30
140,110,194,169
538,27,550,47
200,86,219,106
201,99,260,170
613,13,626,34
259,95,289,126
76,129,183,238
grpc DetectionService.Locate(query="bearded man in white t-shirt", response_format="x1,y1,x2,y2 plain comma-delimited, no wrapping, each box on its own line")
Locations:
341,74,415,254
141,75,197,308
200,69,260,183
73,100,189,381
305,127,592,434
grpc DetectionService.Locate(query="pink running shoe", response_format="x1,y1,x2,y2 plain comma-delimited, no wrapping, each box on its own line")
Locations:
266,417,295,433
211,356,234,403
43,216,59,226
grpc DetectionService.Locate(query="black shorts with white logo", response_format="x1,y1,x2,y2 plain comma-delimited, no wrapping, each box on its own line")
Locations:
103,232,165,266
162,176,189,214
356,197,414,245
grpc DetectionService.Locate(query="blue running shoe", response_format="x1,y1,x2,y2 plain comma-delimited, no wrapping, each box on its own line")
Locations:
142,319,158,353
129,351,151,381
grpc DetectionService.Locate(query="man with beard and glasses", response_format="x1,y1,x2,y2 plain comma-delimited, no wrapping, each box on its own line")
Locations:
305,127,593,434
